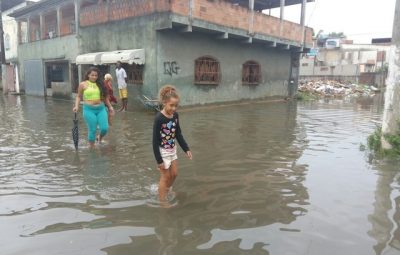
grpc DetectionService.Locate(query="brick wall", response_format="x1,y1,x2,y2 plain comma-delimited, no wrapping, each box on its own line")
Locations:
80,0,313,45
80,3,108,27
192,0,249,31
80,0,171,26
60,14,74,36
29,21,40,42
188,0,312,44
170,0,189,16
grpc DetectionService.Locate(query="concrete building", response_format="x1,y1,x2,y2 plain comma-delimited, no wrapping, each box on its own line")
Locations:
10,0,313,105
0,0,34,94
300,41,390,86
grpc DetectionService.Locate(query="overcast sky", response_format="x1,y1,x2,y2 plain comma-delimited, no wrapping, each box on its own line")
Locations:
269,0,396,43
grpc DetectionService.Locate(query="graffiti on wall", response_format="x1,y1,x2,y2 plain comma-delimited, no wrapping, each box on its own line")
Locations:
164,61,180,76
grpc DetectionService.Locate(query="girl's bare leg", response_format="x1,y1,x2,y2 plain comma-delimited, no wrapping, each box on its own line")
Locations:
158,167,170,202
168,160,178,189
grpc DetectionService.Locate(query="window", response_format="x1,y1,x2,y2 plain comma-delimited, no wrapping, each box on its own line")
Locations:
122,63,144,84
19,21,28,44
194,56,220,85
377,51,386,62
302,63,309,67
242,61,261,85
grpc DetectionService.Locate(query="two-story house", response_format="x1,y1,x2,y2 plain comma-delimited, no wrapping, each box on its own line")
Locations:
10,0,314,105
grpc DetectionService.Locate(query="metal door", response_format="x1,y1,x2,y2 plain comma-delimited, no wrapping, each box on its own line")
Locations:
5,65,15,92
24,59,45,96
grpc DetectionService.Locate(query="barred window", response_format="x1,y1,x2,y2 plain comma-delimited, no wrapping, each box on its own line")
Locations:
194,56,220,85
242,61,261,85
123,63,144,84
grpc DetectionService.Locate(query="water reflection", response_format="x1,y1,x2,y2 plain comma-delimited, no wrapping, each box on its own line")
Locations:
1,95,399,254
87,101,309,254
368,160,400,255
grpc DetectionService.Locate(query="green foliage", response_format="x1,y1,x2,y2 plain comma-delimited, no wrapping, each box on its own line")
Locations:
385,133,400,155
368,123,400,158
328,32,346,38
296,91,319,101
376,63,389,73
368,127,382,154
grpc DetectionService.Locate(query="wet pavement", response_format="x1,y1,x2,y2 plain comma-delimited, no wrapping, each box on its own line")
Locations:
0,94,399,255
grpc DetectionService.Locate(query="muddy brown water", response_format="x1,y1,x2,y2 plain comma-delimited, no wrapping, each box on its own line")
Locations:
0,95,399,255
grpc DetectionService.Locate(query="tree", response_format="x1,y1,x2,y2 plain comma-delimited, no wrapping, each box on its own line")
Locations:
327,32,346,39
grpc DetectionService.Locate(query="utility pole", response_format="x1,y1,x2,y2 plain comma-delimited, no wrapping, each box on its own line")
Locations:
0,0,7,94
381,0,400,148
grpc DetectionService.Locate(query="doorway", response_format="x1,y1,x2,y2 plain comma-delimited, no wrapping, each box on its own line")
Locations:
45,61,70,97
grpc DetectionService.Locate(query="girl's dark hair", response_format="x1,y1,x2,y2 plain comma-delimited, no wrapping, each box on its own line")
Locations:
84,67,108,99
159,85,179,103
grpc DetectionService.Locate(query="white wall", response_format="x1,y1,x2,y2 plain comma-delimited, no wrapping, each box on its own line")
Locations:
2,2,30,62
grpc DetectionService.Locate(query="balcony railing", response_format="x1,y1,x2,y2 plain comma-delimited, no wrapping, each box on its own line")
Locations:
79,0,313,45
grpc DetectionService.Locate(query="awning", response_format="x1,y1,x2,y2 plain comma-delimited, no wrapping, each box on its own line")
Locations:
75,49,145,65
100,49,145,65
75,52,104,65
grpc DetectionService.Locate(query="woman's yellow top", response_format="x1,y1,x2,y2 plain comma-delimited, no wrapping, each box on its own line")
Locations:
83,81,101,101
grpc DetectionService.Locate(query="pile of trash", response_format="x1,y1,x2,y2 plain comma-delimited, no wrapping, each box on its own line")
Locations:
298,80,380,98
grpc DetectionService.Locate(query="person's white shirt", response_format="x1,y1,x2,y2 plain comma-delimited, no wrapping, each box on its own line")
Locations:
116,67,127,89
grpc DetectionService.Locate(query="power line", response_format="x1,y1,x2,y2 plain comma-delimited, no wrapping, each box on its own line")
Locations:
306,1,318,27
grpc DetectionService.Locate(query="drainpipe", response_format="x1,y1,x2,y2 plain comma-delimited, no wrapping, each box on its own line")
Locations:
14,63,20,94
74,0,80,37
106,0,110,22
75,0,82,91
27,17,30,43
249,0,254,35
0,1,7,94
17,20,21,45
57,7,61,38
189,0,194,31
39,13,44,40
300,0,306,46
280,0,285,36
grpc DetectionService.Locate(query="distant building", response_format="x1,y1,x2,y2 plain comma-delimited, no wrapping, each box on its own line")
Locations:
10,0,314,105
371,38,391,45
1,0,34,94
300,41,390,86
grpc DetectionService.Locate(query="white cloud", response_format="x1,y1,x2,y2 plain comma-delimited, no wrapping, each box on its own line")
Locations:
268,0,396,43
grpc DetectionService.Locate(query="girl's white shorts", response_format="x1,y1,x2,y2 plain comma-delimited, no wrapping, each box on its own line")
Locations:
160,147,177,169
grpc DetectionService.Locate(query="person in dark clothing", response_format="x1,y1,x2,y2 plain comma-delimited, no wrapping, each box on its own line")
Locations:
152,85,192,204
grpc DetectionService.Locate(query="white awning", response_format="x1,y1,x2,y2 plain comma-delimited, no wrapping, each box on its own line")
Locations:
75,49,145,65
100,49,145,65
75,52,104,65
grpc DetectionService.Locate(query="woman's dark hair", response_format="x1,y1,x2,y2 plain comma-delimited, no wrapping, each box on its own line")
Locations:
84,67,108,99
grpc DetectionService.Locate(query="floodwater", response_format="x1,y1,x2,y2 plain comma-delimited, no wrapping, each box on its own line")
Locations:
0,94,399,255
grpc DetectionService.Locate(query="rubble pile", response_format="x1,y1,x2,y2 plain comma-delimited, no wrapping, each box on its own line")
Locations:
298,80,380,98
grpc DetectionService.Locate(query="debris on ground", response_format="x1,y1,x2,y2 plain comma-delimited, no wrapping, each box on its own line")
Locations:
298,80,381,98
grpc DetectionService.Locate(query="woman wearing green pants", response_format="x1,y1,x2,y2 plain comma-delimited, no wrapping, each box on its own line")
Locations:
73,67,115,149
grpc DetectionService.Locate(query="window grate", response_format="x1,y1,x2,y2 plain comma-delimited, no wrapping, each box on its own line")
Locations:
242,61,261,85
194,57,221,85
123,63,144,84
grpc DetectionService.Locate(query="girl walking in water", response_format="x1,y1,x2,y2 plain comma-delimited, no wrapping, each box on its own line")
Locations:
152,85,192,204
73,67,114,148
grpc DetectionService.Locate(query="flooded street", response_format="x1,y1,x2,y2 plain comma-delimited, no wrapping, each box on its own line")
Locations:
1,95,400,255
